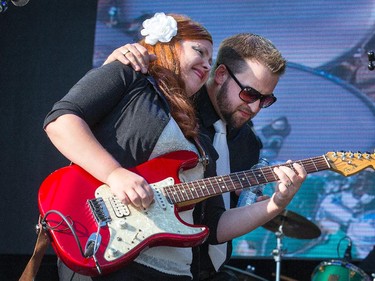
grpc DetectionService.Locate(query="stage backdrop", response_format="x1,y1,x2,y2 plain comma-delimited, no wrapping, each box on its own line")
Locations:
93,0,375,260
0,0,98,258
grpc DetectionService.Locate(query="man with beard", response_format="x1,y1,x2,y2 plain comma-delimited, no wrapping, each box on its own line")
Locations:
192,34,285,280
104,33,288,280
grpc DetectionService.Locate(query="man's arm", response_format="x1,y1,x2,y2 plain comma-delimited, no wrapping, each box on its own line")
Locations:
103,43,157,73
216,162,307,243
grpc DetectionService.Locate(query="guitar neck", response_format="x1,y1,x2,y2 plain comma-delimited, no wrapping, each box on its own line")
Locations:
165,155,331,204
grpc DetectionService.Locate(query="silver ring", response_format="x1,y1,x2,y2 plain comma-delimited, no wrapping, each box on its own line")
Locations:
285,181,292,187
122,50,130,55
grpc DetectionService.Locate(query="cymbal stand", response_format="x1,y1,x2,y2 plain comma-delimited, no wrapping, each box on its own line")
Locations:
272,223,285,281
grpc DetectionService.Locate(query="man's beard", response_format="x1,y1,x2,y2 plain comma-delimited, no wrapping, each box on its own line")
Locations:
217,82,254,129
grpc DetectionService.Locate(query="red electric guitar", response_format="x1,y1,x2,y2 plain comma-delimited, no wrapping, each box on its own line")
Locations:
38,150,374,276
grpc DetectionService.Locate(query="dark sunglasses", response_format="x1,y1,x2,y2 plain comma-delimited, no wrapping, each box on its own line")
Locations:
225,65,277,108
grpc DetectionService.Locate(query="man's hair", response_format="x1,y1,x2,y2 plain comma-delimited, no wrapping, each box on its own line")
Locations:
213,33,286,75
139,14,212,140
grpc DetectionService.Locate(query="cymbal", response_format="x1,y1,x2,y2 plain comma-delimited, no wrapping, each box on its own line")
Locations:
262,209,321,239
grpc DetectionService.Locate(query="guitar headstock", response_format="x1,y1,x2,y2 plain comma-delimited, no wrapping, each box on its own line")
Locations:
325,151,375,177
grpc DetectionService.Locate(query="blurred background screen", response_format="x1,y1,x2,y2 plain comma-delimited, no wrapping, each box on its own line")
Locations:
94,0,375,260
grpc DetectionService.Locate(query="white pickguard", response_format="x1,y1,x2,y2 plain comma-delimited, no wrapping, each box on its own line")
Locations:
94,177,206,262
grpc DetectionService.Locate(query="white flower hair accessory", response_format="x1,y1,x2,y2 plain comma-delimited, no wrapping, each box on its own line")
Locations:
140,12,178,45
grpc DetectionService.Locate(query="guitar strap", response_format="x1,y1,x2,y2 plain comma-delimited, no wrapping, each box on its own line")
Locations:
193,136,209,171
19,217,50,281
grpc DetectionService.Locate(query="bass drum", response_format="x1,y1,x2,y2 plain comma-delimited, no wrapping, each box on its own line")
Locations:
311,260,371,281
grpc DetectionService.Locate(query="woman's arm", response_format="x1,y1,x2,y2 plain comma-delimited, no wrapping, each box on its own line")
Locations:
44,63,155,209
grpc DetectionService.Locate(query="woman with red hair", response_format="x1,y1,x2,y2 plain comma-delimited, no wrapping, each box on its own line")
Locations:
44,12,213,281
43,12,306,281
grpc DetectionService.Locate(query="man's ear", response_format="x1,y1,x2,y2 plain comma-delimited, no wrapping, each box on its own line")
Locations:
214,64,228,85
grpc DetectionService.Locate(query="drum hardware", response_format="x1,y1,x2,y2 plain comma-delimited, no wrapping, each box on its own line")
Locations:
271,224,286,281
339,236,353,263
311,260,371,281
271,273,298,281
263,210,322,240
262,210,322,281
310,235,372,280
223,265,269,281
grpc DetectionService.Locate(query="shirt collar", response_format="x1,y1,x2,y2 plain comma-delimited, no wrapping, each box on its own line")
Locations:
194,85,221,129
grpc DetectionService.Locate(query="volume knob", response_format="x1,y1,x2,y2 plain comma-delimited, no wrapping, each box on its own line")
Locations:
117,218,127,229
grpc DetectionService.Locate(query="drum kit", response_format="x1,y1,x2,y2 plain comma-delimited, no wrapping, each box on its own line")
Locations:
260,209,321,281
248,209,373,281
311,260,371,281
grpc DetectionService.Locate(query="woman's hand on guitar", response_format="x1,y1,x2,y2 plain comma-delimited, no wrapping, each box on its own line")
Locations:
106,167,154,209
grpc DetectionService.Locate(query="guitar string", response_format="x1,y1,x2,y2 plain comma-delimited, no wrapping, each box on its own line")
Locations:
165,156,332,204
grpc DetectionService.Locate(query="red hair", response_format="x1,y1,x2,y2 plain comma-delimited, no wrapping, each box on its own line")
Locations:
139,14,212,140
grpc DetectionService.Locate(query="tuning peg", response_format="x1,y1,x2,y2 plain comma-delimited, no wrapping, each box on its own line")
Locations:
340,151,346,160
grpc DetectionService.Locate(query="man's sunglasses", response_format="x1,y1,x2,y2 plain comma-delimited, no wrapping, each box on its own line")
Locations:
225,65,277,108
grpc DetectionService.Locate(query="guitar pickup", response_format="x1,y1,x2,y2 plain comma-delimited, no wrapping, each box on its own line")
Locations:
88,197,111,227
109,196,130,218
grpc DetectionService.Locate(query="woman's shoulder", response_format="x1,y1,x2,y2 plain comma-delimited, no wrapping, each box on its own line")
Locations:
99,61,145,80
80,61,146,86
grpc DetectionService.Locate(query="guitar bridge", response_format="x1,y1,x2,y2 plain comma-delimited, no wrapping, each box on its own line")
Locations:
88,197,111,227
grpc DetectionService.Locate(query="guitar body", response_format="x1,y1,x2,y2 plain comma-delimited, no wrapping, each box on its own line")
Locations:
38,150,209,276
38,149,375,276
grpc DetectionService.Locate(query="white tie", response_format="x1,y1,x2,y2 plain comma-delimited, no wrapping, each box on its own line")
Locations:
213,120,231,178
209,119,230,271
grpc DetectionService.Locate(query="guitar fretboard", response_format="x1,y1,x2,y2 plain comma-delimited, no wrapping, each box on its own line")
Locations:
165,155,331,204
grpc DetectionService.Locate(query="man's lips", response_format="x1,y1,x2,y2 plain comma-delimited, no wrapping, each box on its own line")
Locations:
238,108,253,119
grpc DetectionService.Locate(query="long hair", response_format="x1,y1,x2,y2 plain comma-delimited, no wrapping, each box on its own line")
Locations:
139,14,212,140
